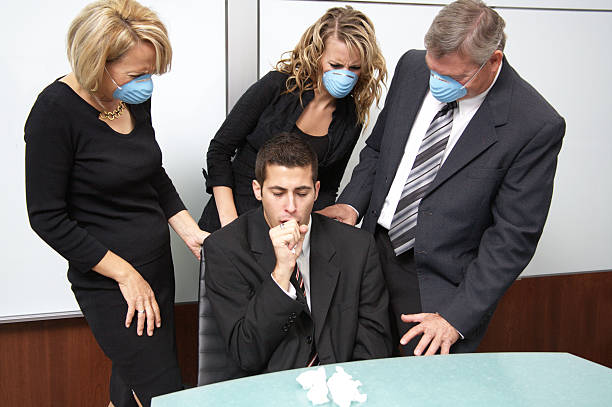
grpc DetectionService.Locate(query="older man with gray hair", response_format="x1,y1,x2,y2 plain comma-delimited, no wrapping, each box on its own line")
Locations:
320,0,565,356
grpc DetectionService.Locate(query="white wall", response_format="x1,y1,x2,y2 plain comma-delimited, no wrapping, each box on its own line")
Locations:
0,0,225,321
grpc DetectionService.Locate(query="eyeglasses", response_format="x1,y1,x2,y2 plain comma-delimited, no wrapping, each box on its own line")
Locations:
430,58,488,88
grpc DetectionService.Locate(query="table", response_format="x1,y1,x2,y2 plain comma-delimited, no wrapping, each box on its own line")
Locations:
152,353,612,406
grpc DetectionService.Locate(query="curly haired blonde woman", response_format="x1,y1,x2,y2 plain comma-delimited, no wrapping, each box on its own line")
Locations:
24,1,207,405
198,6,386,231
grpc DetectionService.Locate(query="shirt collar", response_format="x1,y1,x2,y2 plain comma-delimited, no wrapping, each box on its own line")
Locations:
457,60,503,113
299,215,312,261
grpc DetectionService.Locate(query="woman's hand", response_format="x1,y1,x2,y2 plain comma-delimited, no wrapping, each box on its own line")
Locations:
92,250,161,336
184,228,210,260
168,209,210,260
117,270,161,336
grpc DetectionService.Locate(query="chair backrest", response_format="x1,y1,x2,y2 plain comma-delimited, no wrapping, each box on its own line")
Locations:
198,250,248,386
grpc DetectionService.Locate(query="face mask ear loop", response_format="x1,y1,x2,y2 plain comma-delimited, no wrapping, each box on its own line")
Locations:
463,37,503,89
462,58,488,90
104,66,122,90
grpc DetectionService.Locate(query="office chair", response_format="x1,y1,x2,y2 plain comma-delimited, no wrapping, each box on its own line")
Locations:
197,249,247,386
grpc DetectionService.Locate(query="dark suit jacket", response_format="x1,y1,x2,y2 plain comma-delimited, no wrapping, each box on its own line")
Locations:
203,208,392,373
339,50,565,352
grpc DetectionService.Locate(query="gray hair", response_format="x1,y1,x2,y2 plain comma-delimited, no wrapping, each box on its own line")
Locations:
424,0,506,65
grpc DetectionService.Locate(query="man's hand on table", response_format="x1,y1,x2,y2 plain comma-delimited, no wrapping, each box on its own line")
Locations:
400,312,460,355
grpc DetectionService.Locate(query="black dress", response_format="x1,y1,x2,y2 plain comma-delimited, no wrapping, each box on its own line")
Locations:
25,80,184,407
199,70,363,232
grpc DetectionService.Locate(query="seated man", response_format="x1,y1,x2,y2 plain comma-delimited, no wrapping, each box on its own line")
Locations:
204,134,392,374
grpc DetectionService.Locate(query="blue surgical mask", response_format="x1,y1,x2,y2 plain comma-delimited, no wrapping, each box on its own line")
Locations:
429,59,487,103
322,69,358,98
107,68,153,104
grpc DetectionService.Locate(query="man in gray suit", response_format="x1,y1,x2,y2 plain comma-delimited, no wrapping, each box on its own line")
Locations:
320,0,565,355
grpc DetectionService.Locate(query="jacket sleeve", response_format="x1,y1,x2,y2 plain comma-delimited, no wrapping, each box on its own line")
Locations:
440,117,566,337
352,234,393,360
203,235,303,372
205,71,285,192
25,95,108,273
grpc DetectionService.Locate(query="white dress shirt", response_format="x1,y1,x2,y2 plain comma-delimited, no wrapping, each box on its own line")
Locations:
377,62,503,229
272,215,312,310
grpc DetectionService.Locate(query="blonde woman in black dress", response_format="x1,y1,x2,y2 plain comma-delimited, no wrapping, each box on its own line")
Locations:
24,1,207,405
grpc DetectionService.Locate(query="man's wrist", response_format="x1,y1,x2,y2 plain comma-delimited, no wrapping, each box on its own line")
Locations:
271,266,292,291
270,273,297,300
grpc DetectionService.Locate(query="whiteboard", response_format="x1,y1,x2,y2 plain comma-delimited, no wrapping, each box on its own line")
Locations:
0,0,225,321
259,0,612,276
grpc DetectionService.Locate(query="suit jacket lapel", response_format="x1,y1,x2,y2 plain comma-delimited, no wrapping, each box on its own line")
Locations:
383,63,430,179
426,57,513,195
248,207,277,278
309,216,340,344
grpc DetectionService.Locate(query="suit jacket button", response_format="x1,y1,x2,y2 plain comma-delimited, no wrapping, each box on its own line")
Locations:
282,324,289,332
306,336,313,344
290,312,297,318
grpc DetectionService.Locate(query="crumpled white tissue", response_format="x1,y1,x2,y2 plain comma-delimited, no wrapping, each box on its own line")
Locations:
327,366,367,407
296,366,367,407
296,366,329,405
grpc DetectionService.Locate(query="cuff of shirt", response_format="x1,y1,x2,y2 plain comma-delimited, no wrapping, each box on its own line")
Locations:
456,329,465,340
270,274,297,300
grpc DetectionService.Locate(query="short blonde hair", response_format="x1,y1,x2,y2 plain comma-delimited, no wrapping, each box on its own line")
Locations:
67,0,172,92
276,6,386,126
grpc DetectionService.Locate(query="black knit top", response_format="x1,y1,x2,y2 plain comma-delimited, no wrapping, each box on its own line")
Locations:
204,70,362,207
25,80,185,289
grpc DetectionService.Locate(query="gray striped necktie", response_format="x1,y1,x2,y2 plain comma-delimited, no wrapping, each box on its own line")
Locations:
389,101,457,256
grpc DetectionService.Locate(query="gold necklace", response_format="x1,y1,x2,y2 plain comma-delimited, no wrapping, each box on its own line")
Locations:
92,93,126,121
98,101,126,121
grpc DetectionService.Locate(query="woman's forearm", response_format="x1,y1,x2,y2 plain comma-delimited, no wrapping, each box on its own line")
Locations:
92,250,136,283
168,210,209,259
169,210,203,241
212,186,239,227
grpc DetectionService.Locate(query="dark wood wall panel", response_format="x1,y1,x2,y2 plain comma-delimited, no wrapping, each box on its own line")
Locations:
0,304,198,407
174,303,198,386
1,271,610,406
0,317,111,406
477,270,612,368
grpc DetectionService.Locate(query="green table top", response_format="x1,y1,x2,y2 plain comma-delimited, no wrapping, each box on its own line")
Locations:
152,352,612,407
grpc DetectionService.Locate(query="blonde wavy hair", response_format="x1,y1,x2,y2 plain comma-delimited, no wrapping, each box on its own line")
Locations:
276,6,386,126
67,0,172,93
